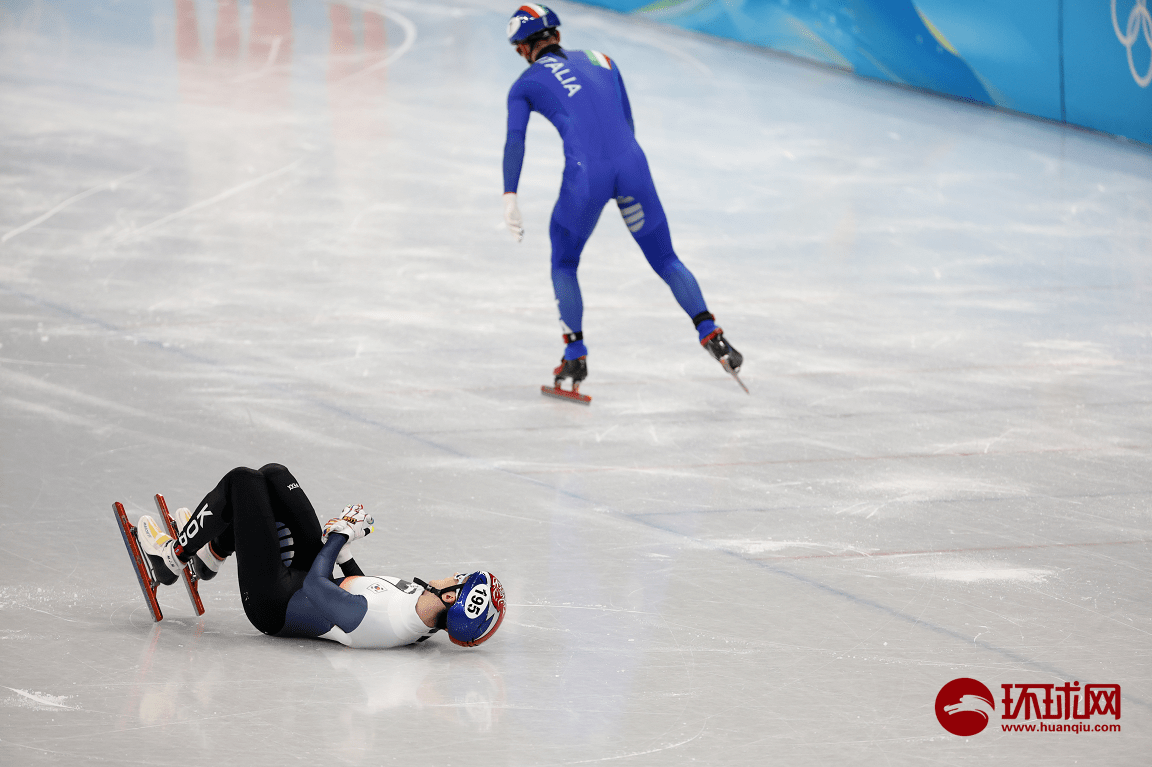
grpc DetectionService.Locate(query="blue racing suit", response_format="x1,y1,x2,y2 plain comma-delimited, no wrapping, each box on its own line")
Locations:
503,46,715,360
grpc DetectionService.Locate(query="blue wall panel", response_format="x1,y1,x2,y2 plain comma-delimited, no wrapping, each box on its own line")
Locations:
1064,0,1152,143
913,0,1062,121
574,0,1151,145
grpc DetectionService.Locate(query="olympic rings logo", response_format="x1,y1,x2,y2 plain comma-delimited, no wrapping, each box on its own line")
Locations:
1113,0,1152,87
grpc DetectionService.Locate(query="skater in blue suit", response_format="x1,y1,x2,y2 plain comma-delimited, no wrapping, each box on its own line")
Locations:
502,4,746,395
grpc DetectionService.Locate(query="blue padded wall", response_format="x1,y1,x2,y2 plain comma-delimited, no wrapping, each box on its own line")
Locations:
573,0,1151,145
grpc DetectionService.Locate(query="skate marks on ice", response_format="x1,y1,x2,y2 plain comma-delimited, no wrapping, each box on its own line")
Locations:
109,159,304,245
316,643,507,731
706,538,872,559
1,168,149,245
327,1,418,84
706,535,1152,565
1,688,79,711
710,538,1060,582
560,727,708,763
700,537,1063,584
903,564,1055,583
0,583,87,625
627,509,1152,700
1,0,1150,763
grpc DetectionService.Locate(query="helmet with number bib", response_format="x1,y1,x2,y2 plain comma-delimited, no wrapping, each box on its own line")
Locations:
507,4,560,45
446,571,507,647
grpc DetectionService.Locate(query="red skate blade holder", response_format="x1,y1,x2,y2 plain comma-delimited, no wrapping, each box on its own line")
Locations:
112,501,165,622
155,493,205,617
541,383,591,405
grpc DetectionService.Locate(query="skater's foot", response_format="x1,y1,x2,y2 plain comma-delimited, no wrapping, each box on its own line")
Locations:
174,507,227,581
136,515,182,586
701,328,743,373
543,355,592,404
553,356,588,388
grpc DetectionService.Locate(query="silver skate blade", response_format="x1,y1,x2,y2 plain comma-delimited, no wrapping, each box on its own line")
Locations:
722,360,749,394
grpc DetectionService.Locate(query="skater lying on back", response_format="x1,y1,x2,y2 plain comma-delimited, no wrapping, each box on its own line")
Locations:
131,464,505,648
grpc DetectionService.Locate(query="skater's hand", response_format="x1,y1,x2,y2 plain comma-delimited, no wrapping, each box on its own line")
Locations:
503,192,523,242
323,504,374,544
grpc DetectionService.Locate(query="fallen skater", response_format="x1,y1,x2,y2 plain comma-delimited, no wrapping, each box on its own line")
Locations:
125,463,505,648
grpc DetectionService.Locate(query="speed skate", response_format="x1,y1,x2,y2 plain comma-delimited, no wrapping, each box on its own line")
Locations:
541,381,592,405
701,328,748,394
112,493,205,621
542,355,591,405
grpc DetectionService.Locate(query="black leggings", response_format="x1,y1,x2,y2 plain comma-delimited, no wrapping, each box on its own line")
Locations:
179,464,325,635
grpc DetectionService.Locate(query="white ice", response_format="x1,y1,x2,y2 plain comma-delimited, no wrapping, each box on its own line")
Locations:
1,0,1150,764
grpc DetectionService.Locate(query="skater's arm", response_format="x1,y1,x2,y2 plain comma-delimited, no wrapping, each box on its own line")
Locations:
616,68,634,135
300,534,367,633
503,131,526,194
503,90,531,193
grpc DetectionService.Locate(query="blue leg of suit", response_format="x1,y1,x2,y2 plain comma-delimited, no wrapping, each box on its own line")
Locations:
549,147,715,361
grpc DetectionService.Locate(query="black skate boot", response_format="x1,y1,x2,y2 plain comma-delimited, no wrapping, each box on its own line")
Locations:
541,356,591,404
701,328,748,393
553,356,588,387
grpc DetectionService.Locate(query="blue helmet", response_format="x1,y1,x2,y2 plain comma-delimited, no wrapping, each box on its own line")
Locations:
507,4,560,45
446,571,507,647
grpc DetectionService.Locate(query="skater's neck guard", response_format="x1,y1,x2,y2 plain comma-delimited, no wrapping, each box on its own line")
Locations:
537,43,564,60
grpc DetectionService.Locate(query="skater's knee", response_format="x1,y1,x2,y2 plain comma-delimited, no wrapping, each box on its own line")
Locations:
635,221,676,273
550,220,585,272
551,260,579,280
225,466,264,486
656,257,687,283
258,464,301,495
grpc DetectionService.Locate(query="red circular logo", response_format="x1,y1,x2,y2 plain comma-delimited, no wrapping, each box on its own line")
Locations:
935,678,996,736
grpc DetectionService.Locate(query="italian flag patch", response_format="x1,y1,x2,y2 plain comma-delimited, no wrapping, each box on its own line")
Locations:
584,50,613,69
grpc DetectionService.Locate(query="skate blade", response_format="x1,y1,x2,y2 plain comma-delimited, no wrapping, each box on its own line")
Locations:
721,360,750,394
113,501,164,622
155,493,205,617
541,384,591,405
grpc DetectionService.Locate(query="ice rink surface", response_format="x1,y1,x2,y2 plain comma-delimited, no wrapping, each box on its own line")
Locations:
2,0,1151,763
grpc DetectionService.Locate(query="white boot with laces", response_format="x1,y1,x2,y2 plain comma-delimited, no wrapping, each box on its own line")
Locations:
136,514,182,586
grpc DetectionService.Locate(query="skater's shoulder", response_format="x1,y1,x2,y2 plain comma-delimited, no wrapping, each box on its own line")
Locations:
518,46,571,76
341,575,422,599
509,64,546,92
550,47,621,74
579,48,619,71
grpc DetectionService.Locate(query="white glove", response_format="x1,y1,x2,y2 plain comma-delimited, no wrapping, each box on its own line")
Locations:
323,504,374,546
503,192,523,242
